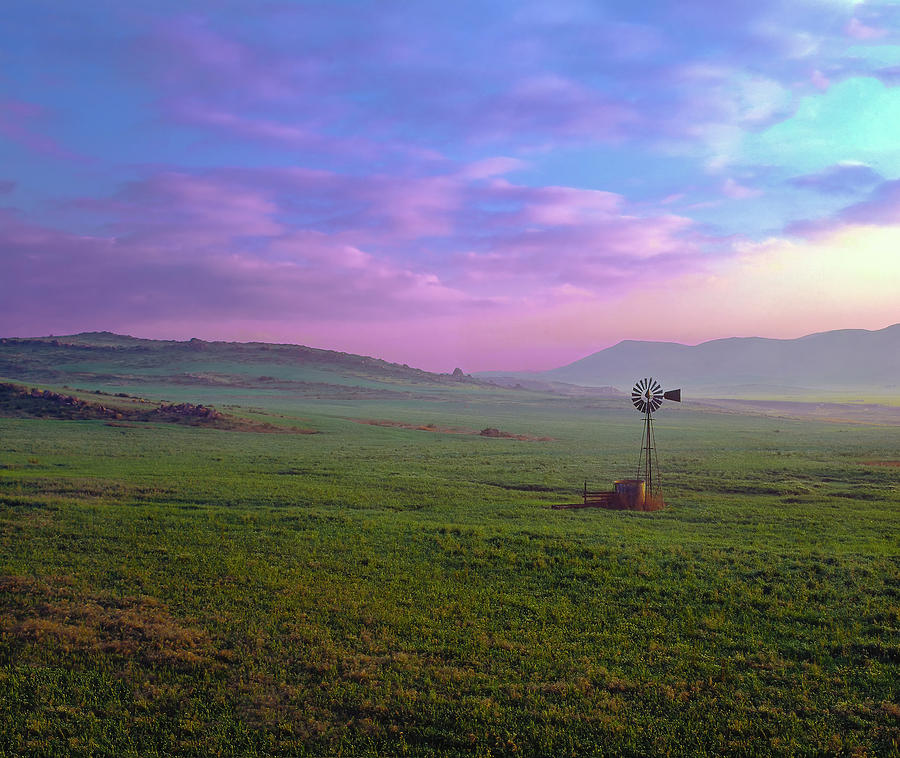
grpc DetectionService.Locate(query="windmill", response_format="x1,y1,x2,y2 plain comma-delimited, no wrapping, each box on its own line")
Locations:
631,378,681,499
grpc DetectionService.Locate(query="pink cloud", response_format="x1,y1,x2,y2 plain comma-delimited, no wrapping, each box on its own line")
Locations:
846,18,888,41
514,184,622,225
721,178,763,200
810,69,830,91
138,15,311,104
456,157,528,180
0,206,472,341
0,99,84,161
172,102,327,145
479,74,638,140
354,175,463,239
0,160,713,347
78,172,285,248
454,204,701,296
164,99,393,163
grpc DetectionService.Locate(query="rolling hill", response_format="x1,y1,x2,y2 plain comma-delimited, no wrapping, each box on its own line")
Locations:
0,332,488,401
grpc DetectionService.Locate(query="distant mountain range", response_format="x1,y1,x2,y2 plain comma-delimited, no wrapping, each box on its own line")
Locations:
2,325,898,400
481,324,900,396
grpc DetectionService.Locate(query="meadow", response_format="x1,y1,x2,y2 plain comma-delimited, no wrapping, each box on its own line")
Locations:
1,379,898,756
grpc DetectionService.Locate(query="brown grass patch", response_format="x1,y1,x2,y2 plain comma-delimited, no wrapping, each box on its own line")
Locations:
0,574,214,669
355,418,472,435
217,418,318,435
639,494,666,511
552,493,665,511
352,418,553,441
861,460,900,467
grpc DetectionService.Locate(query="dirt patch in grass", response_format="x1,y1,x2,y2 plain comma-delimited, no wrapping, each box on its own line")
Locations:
861,460,900,467
477,426,554,441
0,574,216,670
353,418,553,441
355,418,474,434
200,415,318,434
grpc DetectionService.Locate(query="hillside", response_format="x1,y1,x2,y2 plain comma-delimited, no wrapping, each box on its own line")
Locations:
492,324,900,396
0,382,314,433
0,332,489,400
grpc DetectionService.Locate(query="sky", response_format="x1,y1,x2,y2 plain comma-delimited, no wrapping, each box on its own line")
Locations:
1,0,899,372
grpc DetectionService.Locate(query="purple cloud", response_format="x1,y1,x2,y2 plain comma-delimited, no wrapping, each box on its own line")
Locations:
119,8,745,153
0,99,83,160
0,207,472,336
787,179,900,237
475,75,638,141
837,180,900,226
166,101,347,150
73,0,889,180
452,207,703,296
846,17,888,41
136,15,308,105
789,163,883,195
1,157,717,340
875,66,900,87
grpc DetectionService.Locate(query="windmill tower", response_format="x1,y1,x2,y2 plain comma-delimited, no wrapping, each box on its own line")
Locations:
631,378,681,499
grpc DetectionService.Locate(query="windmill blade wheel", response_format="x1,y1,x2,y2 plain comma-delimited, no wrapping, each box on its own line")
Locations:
632,377,663,414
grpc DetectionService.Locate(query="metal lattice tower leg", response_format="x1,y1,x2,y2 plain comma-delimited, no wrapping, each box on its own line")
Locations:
650,412,661,498
636,408,661,498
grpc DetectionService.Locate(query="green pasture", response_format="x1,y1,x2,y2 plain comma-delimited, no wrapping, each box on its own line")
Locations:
1,393,898,757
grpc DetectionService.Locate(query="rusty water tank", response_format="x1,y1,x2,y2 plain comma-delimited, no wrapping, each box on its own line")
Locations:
614,479,646,508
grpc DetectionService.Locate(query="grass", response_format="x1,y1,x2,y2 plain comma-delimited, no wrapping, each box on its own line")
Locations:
1,387,898,757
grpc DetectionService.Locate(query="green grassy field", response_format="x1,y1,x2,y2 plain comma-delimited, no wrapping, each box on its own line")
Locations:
1,376,898,756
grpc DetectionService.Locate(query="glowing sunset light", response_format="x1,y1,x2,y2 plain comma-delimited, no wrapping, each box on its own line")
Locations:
1,2,898,371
